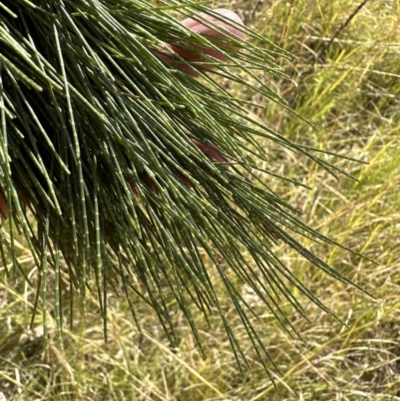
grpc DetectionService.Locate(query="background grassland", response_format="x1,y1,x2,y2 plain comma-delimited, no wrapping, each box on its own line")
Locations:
1,0,399,400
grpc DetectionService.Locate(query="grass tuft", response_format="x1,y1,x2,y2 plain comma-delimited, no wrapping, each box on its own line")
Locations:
1,0,400,400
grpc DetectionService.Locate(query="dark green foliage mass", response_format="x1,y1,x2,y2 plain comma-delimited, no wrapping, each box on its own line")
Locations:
0,0,368,372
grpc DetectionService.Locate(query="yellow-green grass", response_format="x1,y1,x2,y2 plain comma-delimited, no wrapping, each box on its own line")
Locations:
1,0,399,400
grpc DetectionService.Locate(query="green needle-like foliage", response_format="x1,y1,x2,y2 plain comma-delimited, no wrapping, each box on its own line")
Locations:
0,0,369,372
